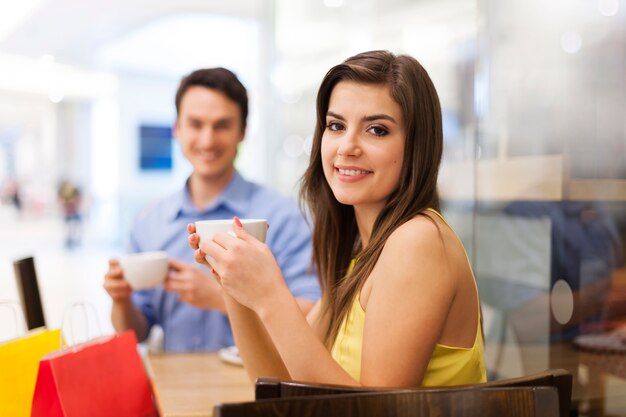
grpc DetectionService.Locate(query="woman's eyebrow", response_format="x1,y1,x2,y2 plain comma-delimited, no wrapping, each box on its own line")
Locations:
363,114,397,124
326,111,344,120
327,111,398,124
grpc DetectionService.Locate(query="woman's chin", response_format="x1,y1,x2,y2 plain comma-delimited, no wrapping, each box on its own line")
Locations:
332,192,360,206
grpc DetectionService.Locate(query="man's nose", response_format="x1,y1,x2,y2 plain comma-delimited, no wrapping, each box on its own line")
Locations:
198,127,216,144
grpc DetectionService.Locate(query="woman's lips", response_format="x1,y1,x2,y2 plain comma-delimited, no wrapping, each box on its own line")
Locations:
335,166,372,182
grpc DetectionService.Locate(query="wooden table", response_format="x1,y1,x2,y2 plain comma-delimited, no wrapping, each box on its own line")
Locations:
147,346,626,416
146,353,254,417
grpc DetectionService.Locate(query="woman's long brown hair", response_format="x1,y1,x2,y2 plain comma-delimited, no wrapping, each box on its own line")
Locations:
300,50,443,347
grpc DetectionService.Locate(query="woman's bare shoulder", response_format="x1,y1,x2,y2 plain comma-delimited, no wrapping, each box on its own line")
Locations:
384,213,446,254
371,212,463,291
365,213,458,325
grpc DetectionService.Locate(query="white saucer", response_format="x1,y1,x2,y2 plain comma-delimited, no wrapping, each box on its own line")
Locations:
218,345,243,366
573,333,626,353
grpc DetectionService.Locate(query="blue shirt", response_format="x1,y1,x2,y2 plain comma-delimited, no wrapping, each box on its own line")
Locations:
129,172,320,352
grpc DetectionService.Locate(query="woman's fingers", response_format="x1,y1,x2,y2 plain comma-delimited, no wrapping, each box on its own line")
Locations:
194,248,212,269
232,216,252,241
188,232,200,250
211,230,239,249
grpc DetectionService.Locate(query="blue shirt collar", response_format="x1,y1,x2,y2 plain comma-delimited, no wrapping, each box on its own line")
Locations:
168,171,252,220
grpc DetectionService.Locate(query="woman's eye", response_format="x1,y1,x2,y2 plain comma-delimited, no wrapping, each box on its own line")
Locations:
326,122,344,132
368,125,388,136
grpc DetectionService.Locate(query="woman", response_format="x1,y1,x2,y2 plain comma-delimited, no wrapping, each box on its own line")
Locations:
188,50,486,387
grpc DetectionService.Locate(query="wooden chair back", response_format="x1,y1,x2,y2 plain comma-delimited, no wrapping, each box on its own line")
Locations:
255,368,572,417
217,386,559,417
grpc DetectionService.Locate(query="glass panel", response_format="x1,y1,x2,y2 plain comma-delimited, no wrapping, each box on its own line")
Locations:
474,0,626,414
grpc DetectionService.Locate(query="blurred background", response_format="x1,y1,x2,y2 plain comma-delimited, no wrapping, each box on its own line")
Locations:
0,0,625,413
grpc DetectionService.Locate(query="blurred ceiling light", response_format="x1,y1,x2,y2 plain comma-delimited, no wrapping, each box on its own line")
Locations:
0,52,117,99
96,14,258,78
323,0,344,7
280,90,302,104
403,26,451,63
348,28,373,54
598,0,619,16
560,31,582,54
38,54,55,70
48,87,65,103
303,134,314,156
271,63,302,102
270,64,287,86
0,0,46,42
283,135,305,158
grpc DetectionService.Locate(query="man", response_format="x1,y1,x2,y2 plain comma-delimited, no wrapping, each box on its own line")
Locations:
104,68,319,351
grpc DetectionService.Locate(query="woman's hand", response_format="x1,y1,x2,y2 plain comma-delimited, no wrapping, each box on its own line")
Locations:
188,218,289,313
188,223,211,265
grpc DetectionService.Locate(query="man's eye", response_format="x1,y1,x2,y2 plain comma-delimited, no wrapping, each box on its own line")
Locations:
215,118,236,130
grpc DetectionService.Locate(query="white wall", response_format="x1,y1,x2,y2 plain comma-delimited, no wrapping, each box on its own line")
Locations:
113,72,188,247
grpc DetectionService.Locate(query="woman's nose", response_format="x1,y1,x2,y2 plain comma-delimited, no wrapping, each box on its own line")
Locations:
336,130,361,157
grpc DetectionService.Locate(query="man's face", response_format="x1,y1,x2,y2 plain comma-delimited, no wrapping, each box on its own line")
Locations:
174,86,245,182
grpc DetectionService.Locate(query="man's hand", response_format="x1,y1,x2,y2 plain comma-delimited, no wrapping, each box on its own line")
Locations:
103,259,132,301
165,259,225,311
105,258,149,339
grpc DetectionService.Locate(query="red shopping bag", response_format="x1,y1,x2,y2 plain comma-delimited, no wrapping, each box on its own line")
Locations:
31,330,156,417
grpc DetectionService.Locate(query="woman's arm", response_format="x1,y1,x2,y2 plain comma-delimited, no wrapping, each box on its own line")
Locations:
359,216,458,386
197,220,359,385
223,294,290,381
255,216,459,387
224,294,333,383
188,224,289,381
194,217,463,387
188,223,326,382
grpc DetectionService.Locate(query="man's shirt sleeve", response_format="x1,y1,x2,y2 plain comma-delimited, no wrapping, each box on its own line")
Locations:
267,202,321,301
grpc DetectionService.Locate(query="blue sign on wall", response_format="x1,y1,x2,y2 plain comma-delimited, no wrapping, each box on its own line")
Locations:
139,125,172,171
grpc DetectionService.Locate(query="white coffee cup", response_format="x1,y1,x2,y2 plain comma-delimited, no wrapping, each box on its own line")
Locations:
120,251,169,289
194,219,267,265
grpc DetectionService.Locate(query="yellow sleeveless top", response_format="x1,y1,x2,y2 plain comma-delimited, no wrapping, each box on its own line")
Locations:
330,209,486,386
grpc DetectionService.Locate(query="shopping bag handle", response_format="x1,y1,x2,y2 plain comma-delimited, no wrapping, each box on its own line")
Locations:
61,302,102,347
0,300,27,342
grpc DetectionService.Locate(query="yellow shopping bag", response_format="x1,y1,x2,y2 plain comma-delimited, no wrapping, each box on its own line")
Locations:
0,328,61,417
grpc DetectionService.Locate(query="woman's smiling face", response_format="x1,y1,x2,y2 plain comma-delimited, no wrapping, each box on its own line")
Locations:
321,81,406,214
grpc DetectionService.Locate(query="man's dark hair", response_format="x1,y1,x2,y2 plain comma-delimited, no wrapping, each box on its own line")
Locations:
175,68,248,129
